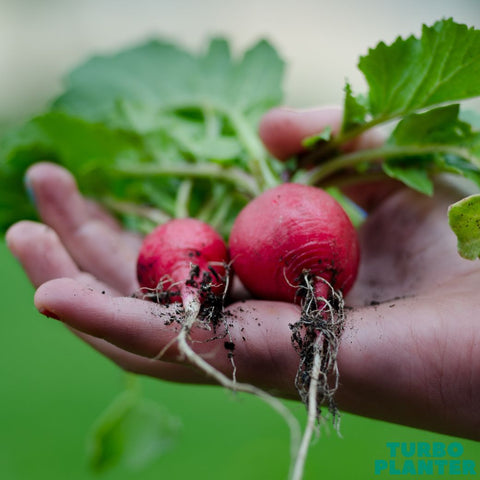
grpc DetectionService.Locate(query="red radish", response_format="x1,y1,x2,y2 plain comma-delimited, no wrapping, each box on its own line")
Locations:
229,183,360,303
230,183,360,480
137,218,228,312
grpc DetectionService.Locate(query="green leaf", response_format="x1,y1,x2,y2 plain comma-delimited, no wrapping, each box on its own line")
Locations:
197,37,233,105
304,19,480,208
301,126,332,149
230,39,284,113
382,159,434,195
380,105,480,193
0,111,145,214
54,38,284,125
55,36,284,189
387,105,480,169
0,38,284,233
4,111,142,171
359,19,480,118
87,391,180,473
389,104,465,146
51,37,284,185
448,194,480,260
54,40,196,122
341,83,368,132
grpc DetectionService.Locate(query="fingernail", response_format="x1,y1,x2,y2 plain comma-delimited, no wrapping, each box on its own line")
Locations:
38,308,61,321
23,173,36,207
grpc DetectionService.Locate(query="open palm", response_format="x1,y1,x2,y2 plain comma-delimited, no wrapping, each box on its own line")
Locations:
6,107,480,440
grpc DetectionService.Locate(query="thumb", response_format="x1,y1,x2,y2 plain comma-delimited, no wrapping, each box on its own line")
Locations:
258,106,343,161
259,106,401,211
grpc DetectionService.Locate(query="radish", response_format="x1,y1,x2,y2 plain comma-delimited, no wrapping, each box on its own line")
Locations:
137,218,228,316
229,182,360,480
229,183,360,303
136,217,234,371
136,217,303,471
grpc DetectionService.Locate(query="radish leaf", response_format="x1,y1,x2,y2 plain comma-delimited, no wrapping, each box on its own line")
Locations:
448,194,480,260
382,159,434,195
302,126,332,148
358,19,480,120
54,38,284,128
341,83,367,132
0,38,284,233
388,105,475,149
379,105,480,193
307,20,480,200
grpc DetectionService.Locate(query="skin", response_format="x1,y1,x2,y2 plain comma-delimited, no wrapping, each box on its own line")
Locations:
6,107,480,440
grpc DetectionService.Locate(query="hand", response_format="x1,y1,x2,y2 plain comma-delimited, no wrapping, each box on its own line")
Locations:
6,107,480,440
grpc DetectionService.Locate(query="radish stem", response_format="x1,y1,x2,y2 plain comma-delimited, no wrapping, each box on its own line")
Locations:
228,109,280,191
103,196,171,224
299,144,478,185
114,163,260,197
175,180,193,218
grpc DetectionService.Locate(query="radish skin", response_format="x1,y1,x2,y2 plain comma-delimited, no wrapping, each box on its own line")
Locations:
137,218,228,305
229,183,360,302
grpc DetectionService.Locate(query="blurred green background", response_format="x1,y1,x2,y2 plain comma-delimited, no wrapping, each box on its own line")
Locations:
1,0,480,479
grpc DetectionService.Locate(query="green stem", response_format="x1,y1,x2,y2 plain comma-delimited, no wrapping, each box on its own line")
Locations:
209,195,233,232
299,144,478,185
203,105,220,138
114,163,260,198
164,100,279,192
302,115,389,163
319,171,390,189
196,184,228,222
175,180,193,218
228,109,279,191
102,196,171,224
338,116,389,148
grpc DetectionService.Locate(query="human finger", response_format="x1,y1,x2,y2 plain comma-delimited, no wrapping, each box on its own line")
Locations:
258,106,384,161
84,199,143,251
25,162,139,295
5,220,210,380
6,220,116,294
258,106,402,211
259,106,344,161
34,277,301,395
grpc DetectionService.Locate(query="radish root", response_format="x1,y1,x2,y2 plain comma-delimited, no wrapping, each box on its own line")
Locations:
176,305,303,470
290,274,346,480
137,264,303,478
